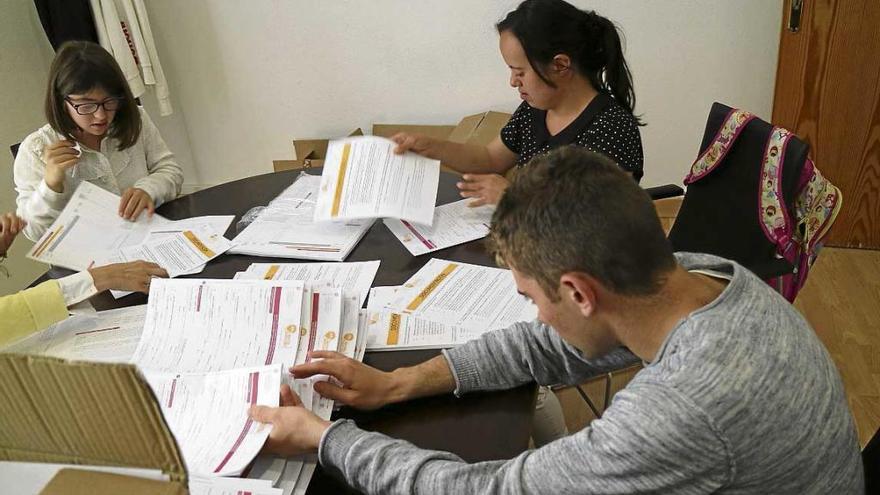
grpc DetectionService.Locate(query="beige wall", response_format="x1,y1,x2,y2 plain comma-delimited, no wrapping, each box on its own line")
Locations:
0,1,55,294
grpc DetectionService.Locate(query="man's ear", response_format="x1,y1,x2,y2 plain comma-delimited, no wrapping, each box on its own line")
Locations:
559,272,598,318
551,54,572,75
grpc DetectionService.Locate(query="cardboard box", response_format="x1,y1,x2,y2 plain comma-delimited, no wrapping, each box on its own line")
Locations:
275,129,364,172
41,469,186,495
0,354,187,493
274,110,513,175
371,124,456,141
447,111,511,147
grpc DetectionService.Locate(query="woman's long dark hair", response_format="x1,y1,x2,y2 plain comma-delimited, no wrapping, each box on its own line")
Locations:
497,0,643,125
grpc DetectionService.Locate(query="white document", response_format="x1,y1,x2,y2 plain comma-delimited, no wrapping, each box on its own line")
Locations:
241,260,380,304
314,136,440,226
26,181,166,271
384,199,494,256
132,279,306,373
388,258,537,331
366,285,401,312
103,227,231,278
231,174,374,261
190,473,281,495
1,305,146,363
143,364,281,477
149,215,235,238
365,311,489,351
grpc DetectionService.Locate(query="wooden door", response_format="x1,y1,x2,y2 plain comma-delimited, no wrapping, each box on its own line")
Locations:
772,0,880,249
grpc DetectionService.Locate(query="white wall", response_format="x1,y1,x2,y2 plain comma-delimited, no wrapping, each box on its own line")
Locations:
143,0,783,188
0,1,57,293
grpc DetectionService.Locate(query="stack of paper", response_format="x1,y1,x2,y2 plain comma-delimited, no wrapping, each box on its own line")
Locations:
230,174,374,261
2,277,369,489
26,181,234,273
364,259,537,351
1,305,147,362
384,199,495,256
234,260,380,304
313,136,440,226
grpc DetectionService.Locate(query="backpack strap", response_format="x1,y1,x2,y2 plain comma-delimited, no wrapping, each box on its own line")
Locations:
794,160,843,252
758,127,795,248
684,108,757,185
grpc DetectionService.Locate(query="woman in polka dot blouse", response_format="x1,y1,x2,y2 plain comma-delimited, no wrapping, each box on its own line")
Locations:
392,0,644,206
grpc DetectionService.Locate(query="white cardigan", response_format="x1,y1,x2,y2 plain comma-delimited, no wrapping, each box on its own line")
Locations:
13,107,183,241
90,0,173,116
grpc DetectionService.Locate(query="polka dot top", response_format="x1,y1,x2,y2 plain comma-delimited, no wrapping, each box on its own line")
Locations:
500,93,644,181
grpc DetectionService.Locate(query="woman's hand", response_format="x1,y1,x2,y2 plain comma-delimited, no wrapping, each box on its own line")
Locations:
390,132,445,160
457,173,510,206
0,213,26,257
89,260,168,293
118,188,155,221
43,140,80,193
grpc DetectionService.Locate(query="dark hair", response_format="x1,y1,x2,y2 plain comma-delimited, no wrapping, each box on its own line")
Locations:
45,41,141,149
489,146,674,299
497,0,643,125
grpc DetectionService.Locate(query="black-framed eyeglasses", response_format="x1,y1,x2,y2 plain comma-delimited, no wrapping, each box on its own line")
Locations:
65,97,124,115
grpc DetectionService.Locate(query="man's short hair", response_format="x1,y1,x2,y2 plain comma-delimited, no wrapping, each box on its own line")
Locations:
489,146,676,300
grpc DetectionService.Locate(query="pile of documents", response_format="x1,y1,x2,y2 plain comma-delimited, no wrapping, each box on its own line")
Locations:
26,181,235,297
230,174,375,262
363,258,537,351
384,199,495,256
3,272,375,494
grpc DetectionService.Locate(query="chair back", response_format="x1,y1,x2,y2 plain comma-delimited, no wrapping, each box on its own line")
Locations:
668,102,807,270
865,428,880,493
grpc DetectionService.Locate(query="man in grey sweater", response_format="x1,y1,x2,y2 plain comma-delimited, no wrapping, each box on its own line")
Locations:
250,147,863,493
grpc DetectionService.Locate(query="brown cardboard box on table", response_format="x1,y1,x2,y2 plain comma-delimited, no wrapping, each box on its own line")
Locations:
274,110,513,176
274,128,364,172
0,353,187,494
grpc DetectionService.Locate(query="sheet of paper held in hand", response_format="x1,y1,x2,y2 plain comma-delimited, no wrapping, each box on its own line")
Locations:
143,364,281,476
27,180,234,271
230,174,373,261
314,136,440,226
384,199,494,256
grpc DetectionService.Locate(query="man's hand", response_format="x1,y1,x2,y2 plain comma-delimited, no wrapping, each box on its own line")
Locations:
89,260,168,293
291,351,401,410
0,213,26,257
249,384,331,457
118,188,155,221
457,173,509,206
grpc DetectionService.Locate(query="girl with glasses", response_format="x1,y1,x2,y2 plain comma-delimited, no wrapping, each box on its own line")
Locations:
13,41,183,241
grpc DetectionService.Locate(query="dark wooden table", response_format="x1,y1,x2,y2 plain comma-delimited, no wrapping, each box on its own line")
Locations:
37,169,536,493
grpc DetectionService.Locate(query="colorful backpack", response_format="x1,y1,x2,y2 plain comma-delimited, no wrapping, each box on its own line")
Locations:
682,106,842,302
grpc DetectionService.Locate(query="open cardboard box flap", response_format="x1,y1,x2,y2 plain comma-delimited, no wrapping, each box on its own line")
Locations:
0,354,187,492
276,128,364,172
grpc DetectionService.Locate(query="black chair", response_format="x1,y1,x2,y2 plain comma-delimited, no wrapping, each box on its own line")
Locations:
10,142,20,159
865,427,880,493
667,102,806,281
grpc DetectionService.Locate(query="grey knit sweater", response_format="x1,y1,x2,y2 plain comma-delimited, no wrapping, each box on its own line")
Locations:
319,253,863,494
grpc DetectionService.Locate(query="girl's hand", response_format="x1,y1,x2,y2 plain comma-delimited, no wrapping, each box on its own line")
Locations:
457,173,510,206
118,188,155,221
43,140,80,193
390,132,445,160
